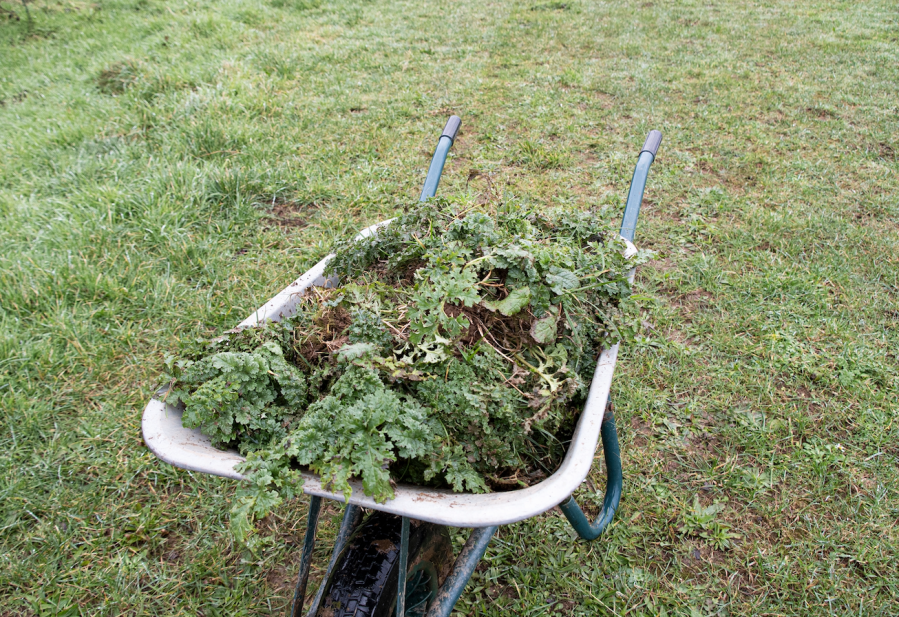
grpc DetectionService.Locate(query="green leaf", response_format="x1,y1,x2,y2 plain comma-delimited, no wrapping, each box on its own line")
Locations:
530,306,559,344
336,342,378,362
435,267,481,307
483,286,531,316
545,267,579,294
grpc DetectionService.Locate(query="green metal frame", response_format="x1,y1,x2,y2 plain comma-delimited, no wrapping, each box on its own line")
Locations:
396,516,410,617
558,408,622,540
288,120,660,617
290,495,321,617
290,499,363,617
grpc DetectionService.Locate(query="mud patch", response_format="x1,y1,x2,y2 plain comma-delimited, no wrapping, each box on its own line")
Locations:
266,564,297,594
265,199,320,228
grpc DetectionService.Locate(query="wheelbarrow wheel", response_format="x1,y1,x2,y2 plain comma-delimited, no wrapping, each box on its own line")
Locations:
314,511,453,617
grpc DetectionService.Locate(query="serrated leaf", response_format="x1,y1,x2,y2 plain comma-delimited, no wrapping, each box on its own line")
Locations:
336,342,377,362
545,267,579,294
483,286,531,316
436,267,481,307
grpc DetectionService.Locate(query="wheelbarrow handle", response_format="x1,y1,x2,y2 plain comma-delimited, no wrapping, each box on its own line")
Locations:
420,116,462,201
620,130,662,243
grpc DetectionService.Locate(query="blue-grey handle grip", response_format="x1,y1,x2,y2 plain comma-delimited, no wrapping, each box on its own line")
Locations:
640,130,662,157
441,115,461,142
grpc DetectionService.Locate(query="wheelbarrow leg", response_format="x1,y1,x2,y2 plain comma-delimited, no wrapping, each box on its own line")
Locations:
559,402,623,540
290,496,322,617
396,516,410,617
424,526,497,617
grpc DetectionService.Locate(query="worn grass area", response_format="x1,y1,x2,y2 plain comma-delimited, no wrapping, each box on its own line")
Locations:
1,0,897,615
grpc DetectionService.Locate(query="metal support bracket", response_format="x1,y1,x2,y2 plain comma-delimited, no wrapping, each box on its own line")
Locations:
289,499,364,617
559,405,622,541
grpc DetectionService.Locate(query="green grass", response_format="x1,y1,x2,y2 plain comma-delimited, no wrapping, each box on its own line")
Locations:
1,0,897,614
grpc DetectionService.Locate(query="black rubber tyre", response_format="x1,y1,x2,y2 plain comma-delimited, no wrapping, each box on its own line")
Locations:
315,511,453,617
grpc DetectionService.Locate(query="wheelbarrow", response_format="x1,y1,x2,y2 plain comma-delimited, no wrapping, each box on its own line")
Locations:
142,116,662,617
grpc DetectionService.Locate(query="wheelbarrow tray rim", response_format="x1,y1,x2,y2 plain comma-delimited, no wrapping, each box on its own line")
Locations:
142,222,634,528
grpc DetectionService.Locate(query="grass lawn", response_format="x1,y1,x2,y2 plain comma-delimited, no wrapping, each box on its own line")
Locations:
1,0,897,614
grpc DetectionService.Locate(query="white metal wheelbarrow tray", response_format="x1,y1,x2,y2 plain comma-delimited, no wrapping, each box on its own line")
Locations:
141,118,662,617
141,219,638,529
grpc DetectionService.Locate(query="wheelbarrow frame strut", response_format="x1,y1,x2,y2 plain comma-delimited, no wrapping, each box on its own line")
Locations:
289,120,661,617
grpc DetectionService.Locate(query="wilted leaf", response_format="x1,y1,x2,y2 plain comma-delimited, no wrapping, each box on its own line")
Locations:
483,286,531,316
530,306,559,344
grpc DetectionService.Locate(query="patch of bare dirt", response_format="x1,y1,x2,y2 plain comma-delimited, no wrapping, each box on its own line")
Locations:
0,89,28,107
265,199,320,229
760,109,786,125
444,299,535,349
673,289,714,313
428,107,456,117
296,301,354,364
806,106,837,119
575,150,599,167
266,564,297,595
